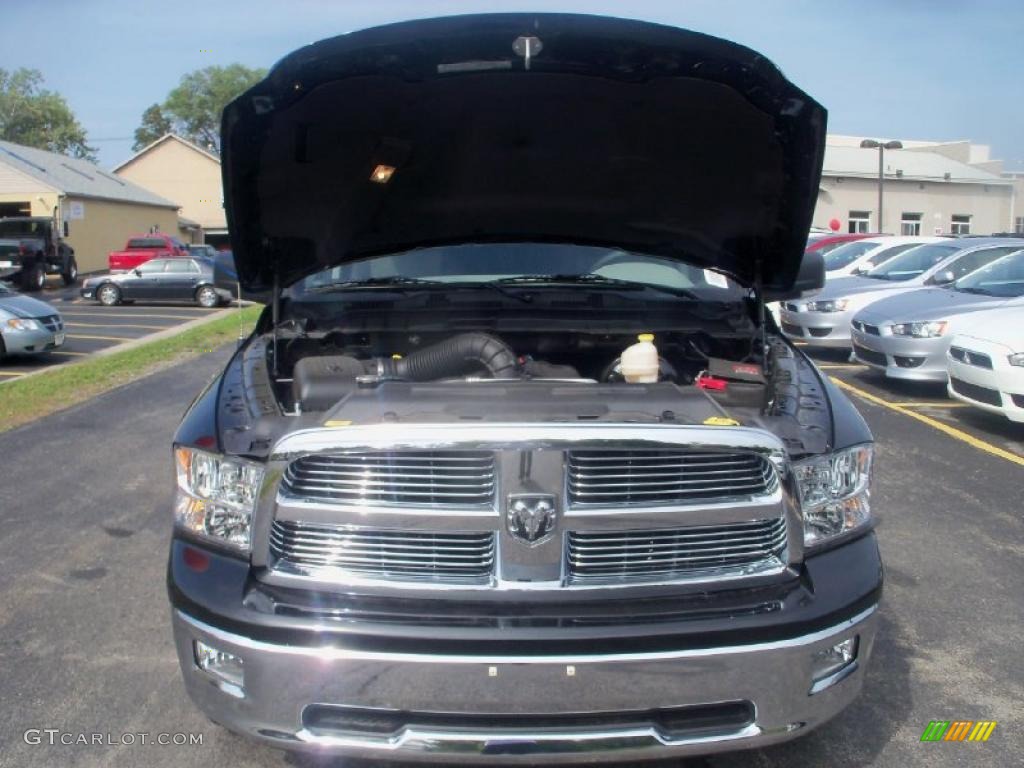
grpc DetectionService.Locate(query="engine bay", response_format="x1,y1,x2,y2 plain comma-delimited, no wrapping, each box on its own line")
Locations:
273,329,765,413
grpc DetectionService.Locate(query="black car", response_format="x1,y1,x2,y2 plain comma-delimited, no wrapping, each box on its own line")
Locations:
80,258,229,307
166,14,881,763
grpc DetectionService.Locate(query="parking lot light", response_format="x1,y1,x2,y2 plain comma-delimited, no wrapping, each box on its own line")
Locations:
860,139,903,233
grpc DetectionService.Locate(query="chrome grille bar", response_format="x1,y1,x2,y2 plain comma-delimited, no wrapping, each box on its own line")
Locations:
568,518,787,581
281,451,495,506
270,520,495,582
568,450,775,506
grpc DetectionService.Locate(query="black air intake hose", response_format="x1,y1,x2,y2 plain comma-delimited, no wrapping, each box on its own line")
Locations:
378,333,518,380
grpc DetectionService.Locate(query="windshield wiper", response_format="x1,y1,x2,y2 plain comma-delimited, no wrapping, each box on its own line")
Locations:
494,273,700,299
306,276,445,293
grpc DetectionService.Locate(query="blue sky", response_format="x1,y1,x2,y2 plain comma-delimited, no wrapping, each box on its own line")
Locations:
5,0,1024,170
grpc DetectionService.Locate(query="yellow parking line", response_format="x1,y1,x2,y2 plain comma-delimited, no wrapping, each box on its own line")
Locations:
65,321,167,330
819,364,866,370
0,370,28,377
66,333,133,342
889,402,969,408
48,350,89,356
830,377,1024,467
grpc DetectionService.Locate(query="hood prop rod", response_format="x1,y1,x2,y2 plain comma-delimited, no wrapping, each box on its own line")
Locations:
754,257,770,377
271,267,280,377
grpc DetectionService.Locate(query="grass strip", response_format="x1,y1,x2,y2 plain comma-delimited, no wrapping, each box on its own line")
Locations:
0,305,262,433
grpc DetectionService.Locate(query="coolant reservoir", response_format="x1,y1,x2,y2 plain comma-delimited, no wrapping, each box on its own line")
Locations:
620,333,660,383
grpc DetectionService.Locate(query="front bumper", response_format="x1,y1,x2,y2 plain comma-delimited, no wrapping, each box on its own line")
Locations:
0,325,64,355
850,327,948,382
169,532,882,763
173,606,877,763
779,307,856,348
947,343,1024,423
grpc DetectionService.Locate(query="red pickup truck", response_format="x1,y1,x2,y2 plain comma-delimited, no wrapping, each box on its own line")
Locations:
108,234,189,272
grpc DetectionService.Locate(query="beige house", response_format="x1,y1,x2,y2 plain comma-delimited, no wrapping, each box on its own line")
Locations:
815,136,1016,236
0,140,181,273
113,134,227,245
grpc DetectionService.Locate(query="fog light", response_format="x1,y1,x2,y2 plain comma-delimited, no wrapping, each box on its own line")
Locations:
194,640,244,694
810,636,858,694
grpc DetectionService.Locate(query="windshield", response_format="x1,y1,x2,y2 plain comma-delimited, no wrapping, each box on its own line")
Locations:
864,243,959,281
953,250,1024,297
823,240,881,271
291,243,744,299
0,220,44,238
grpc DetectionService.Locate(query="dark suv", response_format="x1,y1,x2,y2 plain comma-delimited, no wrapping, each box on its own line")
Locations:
167,14,882,763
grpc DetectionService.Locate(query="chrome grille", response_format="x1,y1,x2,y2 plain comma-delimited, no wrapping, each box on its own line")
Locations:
281,451,495,506
37,314,63,332
270,520,495,581
567,450,776,506
567,518,787,581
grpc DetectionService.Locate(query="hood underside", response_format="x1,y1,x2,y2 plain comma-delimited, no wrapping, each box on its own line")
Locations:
222,13,826,293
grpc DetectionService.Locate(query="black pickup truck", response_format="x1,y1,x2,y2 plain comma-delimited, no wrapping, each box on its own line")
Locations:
0,217,78,291
167,14,882,764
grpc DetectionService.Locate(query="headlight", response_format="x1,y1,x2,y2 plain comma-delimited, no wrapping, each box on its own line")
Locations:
4,317,41,331
174,446,265,552
805,299,850,313
1008,353,1024,367
890,321,947,338
794,444,873,549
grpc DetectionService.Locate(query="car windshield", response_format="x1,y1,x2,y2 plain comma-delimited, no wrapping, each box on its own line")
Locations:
953,250,1024,297
864,243,960,281
823,241,881,270
290,243,744,299
0,281,12,295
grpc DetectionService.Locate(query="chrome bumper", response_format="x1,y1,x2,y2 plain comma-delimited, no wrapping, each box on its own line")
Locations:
172,605,878,763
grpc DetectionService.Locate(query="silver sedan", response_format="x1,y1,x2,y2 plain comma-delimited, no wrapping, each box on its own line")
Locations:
0,281,65,358
850,249,1024,381
780,239,1024,348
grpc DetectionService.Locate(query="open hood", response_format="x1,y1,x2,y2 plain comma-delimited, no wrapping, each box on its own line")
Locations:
222,13,826,293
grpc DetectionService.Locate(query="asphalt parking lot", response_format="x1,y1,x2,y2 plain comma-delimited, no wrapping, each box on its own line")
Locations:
0,277,225,381
0,346,1021,768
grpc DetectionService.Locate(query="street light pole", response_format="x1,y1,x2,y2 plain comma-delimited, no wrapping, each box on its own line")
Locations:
860,139,903,232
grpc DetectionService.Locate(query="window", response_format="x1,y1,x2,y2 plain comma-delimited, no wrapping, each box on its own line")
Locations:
900,212,922,236
1014,216,1023,234
165,259,198,273
848,211,871,233
127,238,169,249
864,243,959,281
137,259,167,273
946,247,1017,281
950,214,971,235
822,240,878,271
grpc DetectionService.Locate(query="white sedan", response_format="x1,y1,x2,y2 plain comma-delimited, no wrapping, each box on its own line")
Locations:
946,306,1024,423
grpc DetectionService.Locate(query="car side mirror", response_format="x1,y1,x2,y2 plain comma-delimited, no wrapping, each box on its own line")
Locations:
853,262,873,275
930,270,955,285
763,250,825,301
63,221,69,237
133,268,142,277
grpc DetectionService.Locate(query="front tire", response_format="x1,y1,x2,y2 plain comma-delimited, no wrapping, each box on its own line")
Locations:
62,258,78,286
195,285,220,308
97,283,121,306
22,263,45,292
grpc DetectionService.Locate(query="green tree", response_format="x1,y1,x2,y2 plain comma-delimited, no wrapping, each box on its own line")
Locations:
132,103,173,151
0,68,96,160
159,64,265,153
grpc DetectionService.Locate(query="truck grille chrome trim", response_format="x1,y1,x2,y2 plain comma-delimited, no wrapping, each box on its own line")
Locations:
281,451,496,507
567,450,777,506
567,518,787,581
270,521,496,582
